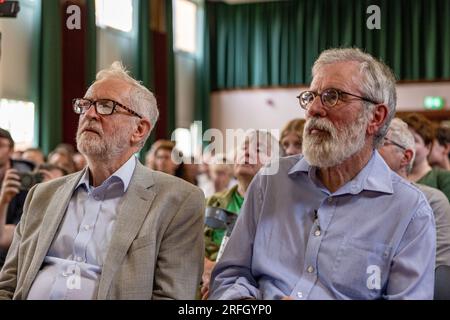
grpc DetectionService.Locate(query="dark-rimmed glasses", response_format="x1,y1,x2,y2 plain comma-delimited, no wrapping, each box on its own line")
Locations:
297,88,380,110
72,98,143,119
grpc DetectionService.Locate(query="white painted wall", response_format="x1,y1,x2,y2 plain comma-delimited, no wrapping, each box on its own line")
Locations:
211,83,450,135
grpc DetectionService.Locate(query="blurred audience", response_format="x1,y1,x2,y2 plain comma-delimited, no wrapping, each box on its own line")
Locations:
429,125,450,171
280,118,305,156
72,152,87,172
201,130,283,299
201,154,235,198
48,148,76,174
22,148,46,166
378,118,450,269
402,113,450,201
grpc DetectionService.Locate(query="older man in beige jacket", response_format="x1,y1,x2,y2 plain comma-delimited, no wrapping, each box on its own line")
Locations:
0,62,205,300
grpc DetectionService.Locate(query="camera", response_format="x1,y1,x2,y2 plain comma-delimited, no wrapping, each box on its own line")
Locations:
0,1,20,18
18,172,44,191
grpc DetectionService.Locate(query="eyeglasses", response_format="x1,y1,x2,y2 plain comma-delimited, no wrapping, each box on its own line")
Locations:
72,98,143,119
383,137,407,150
297,88,380,110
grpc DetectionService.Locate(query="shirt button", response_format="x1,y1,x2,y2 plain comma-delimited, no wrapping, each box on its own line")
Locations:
327,197,333,203
297,292,303,298
314,229,321,237
307,266,314,273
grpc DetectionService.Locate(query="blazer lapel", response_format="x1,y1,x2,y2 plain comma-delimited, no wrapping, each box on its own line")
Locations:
21,171,84,298
97,163,155,299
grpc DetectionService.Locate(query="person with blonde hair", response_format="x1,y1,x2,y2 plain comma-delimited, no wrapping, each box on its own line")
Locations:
280,119,305,156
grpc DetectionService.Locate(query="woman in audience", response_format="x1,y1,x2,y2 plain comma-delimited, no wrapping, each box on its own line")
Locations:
280,119,305,156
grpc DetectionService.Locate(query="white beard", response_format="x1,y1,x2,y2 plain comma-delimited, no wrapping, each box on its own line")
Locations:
76,120,133,160
302,112,369,168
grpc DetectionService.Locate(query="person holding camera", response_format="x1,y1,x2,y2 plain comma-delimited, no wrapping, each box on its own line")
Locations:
0,128,31,268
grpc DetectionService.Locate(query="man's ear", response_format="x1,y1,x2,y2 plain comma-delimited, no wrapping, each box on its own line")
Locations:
401,149,414,169
367,104,388,136
131,119,151,146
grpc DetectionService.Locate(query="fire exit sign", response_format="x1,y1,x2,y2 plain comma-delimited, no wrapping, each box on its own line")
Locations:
424,96,445,110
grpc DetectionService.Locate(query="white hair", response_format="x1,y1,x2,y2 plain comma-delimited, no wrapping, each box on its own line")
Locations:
387,118,416,173
94,61,159,149
312,48,397,148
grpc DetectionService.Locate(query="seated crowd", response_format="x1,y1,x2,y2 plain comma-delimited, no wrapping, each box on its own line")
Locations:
0,47,449,300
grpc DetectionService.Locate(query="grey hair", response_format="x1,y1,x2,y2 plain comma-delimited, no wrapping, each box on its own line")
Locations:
94,61,159,149
387,118,416,173
312,48,397,148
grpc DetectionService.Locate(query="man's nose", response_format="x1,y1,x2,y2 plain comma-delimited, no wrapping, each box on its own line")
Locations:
306,96,327,118
83,103,100,120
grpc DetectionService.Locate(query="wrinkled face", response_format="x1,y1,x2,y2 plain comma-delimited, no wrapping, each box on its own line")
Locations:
154,148,179,175
378,134,405,173
428,139,447,166
281,132,302,156
76,78,138,160
0,137,12,168
302,62,371,168
410,129,430,167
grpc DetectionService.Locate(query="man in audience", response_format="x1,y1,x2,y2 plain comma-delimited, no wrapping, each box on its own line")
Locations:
0,62,205,300
72,152,87,172
429,125,450,171
403,113,450,201
202,131,282,299
209,48,436,300
22,148,46,167
201,154,235,198
379,118,450,269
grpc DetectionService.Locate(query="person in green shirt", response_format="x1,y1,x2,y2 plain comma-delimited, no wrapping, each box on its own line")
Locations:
201,130,284,299
402,113,450,201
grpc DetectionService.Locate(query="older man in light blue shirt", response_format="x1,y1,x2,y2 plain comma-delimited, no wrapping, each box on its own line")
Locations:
209,48,436,300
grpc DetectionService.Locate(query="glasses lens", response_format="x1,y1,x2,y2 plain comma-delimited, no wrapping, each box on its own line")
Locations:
96,100,115,115
299,91,315,109
321,89,339,107
73,99,91,114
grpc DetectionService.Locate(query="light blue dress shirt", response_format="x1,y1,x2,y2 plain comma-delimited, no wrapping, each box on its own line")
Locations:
209,151,436,300
27,156,137,300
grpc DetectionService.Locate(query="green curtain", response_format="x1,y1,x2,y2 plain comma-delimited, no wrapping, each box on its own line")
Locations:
195,0,211,131
85,0,97,88
133,0,155,163
206,0,450,90
166,0,176,135
36,0,62,155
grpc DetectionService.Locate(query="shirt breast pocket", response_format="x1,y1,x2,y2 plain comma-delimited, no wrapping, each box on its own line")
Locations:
331,237,392,299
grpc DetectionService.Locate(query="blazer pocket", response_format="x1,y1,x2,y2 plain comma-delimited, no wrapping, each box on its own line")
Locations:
128,234,155,253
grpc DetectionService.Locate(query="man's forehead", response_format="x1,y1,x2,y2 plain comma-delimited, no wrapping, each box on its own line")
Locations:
85,78,132,103
311,61,361,89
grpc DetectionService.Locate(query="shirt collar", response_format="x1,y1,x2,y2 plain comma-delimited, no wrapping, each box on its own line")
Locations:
76,155,137,193
288,150,394,195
